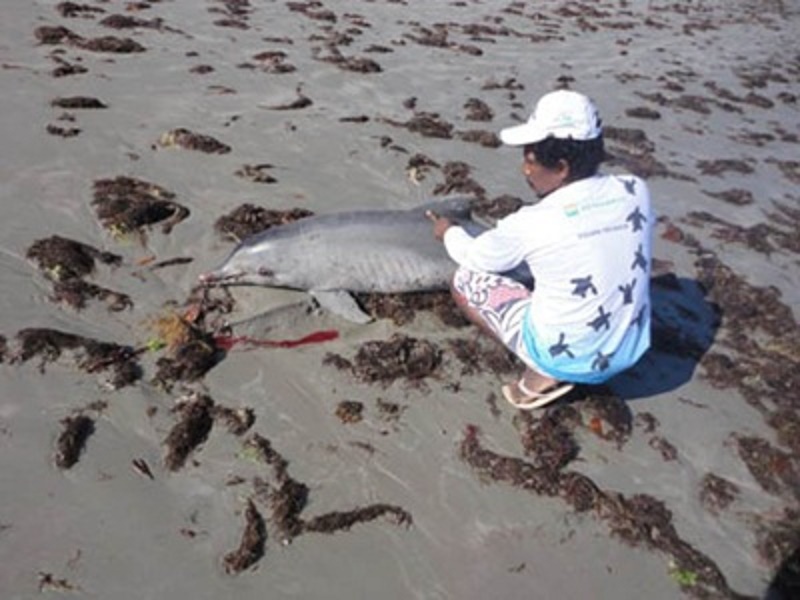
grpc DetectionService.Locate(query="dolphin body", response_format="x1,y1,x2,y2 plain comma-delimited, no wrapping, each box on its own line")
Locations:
200,197,485,322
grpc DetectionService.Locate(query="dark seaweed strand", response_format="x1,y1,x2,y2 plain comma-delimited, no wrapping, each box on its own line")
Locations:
459,425,743,598
91,176,189,234
302,504,412,534
223,500,266,575
11,329,142,388
245,433,289,478
26,235,122,281
268,476,308,543
55,415,95,469
678,238,800,571
244,434,306,543
13,328,83,365
242,434,411,544
163,395,214,471
152,326,222,391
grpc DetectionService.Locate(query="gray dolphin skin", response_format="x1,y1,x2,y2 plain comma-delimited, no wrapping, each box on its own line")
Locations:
199,197,482,322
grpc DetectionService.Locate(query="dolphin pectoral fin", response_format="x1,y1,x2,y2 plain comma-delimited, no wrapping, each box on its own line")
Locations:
310,290,372,324
227,299,317,336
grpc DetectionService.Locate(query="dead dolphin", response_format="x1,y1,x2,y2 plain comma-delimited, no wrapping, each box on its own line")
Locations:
199,197,481,322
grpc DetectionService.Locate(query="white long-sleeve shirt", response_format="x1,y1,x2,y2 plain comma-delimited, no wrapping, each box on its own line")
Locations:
443,174,652,383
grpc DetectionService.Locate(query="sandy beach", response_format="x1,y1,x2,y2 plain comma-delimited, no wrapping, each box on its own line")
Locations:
1,1,798,598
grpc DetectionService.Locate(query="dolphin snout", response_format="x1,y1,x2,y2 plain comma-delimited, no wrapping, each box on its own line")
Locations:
198,271,221,285
198,268,245,285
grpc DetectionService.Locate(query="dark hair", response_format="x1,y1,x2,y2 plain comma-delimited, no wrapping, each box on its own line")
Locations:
524,135,605,182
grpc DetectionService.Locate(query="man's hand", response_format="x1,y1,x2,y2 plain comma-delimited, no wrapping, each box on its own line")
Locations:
426,210,453,241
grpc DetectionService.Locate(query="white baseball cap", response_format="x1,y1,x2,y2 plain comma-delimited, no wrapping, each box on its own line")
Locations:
499,90,602,146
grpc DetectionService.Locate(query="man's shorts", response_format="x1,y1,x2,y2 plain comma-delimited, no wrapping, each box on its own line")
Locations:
452,266,539,371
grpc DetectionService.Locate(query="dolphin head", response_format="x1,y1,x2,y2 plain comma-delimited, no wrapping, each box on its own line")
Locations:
198,240,282,287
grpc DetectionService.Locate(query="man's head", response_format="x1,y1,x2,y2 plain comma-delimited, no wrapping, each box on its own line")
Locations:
499,90,605,197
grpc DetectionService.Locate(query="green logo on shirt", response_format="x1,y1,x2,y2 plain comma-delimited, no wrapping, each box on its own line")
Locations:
564,203,579,217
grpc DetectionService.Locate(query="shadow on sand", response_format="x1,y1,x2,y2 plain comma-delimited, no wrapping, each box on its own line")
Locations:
609,273,721,401
765,545,800,600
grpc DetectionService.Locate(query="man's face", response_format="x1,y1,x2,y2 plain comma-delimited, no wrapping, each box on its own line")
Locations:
522,149,569,198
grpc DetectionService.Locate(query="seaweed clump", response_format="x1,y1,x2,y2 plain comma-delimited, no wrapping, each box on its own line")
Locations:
733,435,799,501
11,328,141,389
656,235,800,578
52,279,132,311
603,125,688,180
354,291,469,327
303,504,412,533
27,235,133,311
245,434,307,543
698,473,739,515
514,410,579,482
213,405,255,436
27,235,121,281
432,162,486,198
56,2,105,18
381,111,454,139
448,335,520,377
214,204,314,242
92,176,189,235
574,389,633,449
683,211,778,256
151,315,223,391
311,46,382,74
163,393,214,471
99,14,165,31
250,50,296,74
242,433,412,549
234,164,278,184
55,414,95,469
50,96,107,109
34,25,81,45
158,128,231,154
459,424,738,598
74,36,146,53
223,500,266,574
34,26,146,53
470,194,524,223
335,401,364,424
324,334,442,386
460,422,565,496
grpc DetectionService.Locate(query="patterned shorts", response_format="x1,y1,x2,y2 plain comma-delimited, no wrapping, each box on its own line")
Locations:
452,266,537,370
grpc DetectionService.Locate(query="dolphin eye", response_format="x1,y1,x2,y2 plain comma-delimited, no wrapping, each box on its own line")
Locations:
258,267,273,277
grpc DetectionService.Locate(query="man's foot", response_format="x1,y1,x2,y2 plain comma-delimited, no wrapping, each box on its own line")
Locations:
501,371,574,410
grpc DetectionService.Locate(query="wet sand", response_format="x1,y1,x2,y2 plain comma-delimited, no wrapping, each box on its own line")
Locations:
1,1,799,598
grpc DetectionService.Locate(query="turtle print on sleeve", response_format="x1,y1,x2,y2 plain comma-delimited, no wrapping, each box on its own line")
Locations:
630,304,647,329
549,333,575,358
631,244,647,272
570,275,598,298
626,206,647,232
587,305,612,332
622,177,637,195
592,351,613,372
618,278,637,304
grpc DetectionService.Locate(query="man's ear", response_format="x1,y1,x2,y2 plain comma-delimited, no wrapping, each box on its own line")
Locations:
557,158,571,181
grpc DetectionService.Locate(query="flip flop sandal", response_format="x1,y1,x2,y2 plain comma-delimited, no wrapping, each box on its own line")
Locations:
501,379,575,410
